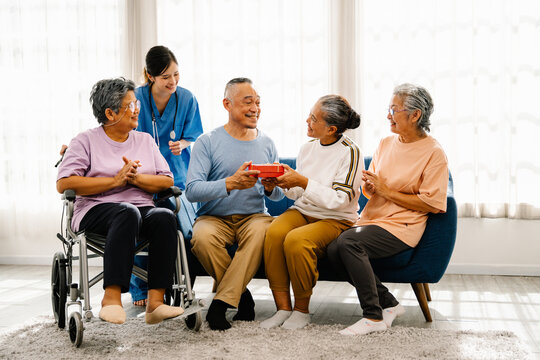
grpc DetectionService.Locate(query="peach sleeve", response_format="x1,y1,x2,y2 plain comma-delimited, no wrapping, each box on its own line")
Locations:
417,150,448,212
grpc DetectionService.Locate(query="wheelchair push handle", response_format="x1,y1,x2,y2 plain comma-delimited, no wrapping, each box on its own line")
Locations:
62,189,76,201
156,186,182,202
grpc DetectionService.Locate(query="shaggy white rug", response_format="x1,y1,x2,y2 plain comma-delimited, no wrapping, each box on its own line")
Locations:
0,316,530,360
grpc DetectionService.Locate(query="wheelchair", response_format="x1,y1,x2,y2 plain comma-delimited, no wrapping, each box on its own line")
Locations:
52,186,203,347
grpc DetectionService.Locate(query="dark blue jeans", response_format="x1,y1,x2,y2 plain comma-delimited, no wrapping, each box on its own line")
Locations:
80,202,177,293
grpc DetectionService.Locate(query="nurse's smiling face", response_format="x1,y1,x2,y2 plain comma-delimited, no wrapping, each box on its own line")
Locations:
149,61,179,96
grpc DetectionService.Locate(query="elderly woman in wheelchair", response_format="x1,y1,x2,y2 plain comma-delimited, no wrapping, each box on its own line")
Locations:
56,77,184,325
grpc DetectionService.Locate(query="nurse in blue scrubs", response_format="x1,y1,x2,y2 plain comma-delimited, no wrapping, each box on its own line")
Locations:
130,45,203,306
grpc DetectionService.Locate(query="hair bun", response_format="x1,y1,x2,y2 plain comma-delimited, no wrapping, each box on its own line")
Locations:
347,110,361,130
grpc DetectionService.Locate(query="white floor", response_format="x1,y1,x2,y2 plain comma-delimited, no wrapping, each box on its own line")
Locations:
1,265,539,359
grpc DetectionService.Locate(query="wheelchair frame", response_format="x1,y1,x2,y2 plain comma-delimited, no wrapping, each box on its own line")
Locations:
52,187,203,347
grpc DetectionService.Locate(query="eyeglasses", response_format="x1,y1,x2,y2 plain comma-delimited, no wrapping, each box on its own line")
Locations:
123,100,141,113
388,108,408,117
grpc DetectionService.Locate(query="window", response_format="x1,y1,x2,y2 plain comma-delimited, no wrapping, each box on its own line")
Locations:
358,0,540,218
0,0,126,240
156,0,330,156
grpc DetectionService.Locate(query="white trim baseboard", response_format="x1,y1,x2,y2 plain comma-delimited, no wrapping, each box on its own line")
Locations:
0,256,103,267
446,263,540,276
2,256,540,276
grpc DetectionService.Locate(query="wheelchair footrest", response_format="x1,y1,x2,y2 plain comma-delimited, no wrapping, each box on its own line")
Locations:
136,299,205,320
177,299,205,319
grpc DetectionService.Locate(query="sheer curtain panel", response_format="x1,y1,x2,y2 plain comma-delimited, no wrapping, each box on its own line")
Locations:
0,0,126,250
155,0,331,156
357,0,540,219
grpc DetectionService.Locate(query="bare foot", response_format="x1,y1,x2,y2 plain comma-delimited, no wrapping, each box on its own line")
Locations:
133,299,148,307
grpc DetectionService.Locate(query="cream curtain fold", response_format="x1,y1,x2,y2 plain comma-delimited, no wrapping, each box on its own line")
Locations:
356,0,540,219
0,0,538,253
155,0,332,157
0,0,127,247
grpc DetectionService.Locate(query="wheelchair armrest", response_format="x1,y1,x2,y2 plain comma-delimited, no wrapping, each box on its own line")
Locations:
155,186,182,203
62,189,76,201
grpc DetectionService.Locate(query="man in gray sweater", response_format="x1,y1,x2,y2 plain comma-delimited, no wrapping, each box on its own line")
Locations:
185,78,283,330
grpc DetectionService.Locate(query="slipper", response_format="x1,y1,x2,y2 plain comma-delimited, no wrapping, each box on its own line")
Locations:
99,305,126,324
145,304,184,325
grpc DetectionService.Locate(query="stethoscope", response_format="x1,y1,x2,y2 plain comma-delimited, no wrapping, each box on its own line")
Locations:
149,84,178,147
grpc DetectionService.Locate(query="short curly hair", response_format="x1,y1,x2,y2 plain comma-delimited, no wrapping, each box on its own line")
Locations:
89,77,135,125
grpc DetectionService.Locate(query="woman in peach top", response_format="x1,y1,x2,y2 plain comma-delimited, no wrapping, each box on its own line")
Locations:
327,83,448,336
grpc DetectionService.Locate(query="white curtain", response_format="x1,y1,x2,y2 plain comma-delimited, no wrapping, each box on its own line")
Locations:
155,0,331,157
1,0,539,255
0,0,127,247
357,0,540,219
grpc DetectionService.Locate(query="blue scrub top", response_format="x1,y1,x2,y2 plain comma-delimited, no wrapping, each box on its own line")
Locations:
135,84,203,189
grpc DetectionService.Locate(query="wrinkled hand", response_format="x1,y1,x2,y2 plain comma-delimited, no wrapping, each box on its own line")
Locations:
261,177,279,193
362,170,388,198
114,156,141,187
275,164,308,190
59,144,68,156
225,161,260,191
169,140,182,155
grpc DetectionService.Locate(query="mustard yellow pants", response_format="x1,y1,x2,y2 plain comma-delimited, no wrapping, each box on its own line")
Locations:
264,209,352,299
191,213,273,307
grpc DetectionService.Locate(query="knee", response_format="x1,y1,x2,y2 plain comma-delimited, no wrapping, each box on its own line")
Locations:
152,208,177,230
336,228,367,254
116,202,142,228
191,223,219,252
264,222,287,249
326,238,340,261
283,232,310,258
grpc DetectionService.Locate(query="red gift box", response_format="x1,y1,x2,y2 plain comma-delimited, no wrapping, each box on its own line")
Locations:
248,164,284,178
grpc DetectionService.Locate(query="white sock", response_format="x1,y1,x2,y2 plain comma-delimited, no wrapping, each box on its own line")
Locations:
339,318,387,336
281,310,310,330
260,310,292,329
382,303,405,328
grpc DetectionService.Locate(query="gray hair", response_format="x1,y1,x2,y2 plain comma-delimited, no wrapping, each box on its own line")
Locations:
318,95,361,135
90,77,136,125
393,83,433,132
224,77,252,99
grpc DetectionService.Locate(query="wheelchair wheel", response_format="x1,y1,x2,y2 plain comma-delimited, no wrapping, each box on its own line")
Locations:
184,311,202,331
51,252,68,329
68,312,84,347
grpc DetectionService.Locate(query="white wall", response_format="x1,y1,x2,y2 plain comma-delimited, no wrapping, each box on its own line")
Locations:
447,218,540,276
1,217,539,276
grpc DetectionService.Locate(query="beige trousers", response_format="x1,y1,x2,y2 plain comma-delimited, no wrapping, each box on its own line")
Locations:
191,213,273,307
264,209,352,299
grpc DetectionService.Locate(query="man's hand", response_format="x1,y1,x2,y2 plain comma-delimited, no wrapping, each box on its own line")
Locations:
59,144,68,156
275,164,308,190
225,161,260,191
261,177,278,194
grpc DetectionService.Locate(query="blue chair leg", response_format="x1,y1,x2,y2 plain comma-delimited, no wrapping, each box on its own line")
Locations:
411,283,432,322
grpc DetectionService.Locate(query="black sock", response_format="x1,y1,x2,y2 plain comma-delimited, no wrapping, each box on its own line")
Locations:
233,289,255,321
206,299,231,330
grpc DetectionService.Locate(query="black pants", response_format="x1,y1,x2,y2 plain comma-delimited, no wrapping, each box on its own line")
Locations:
79,202,178,292
327,225,411,320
